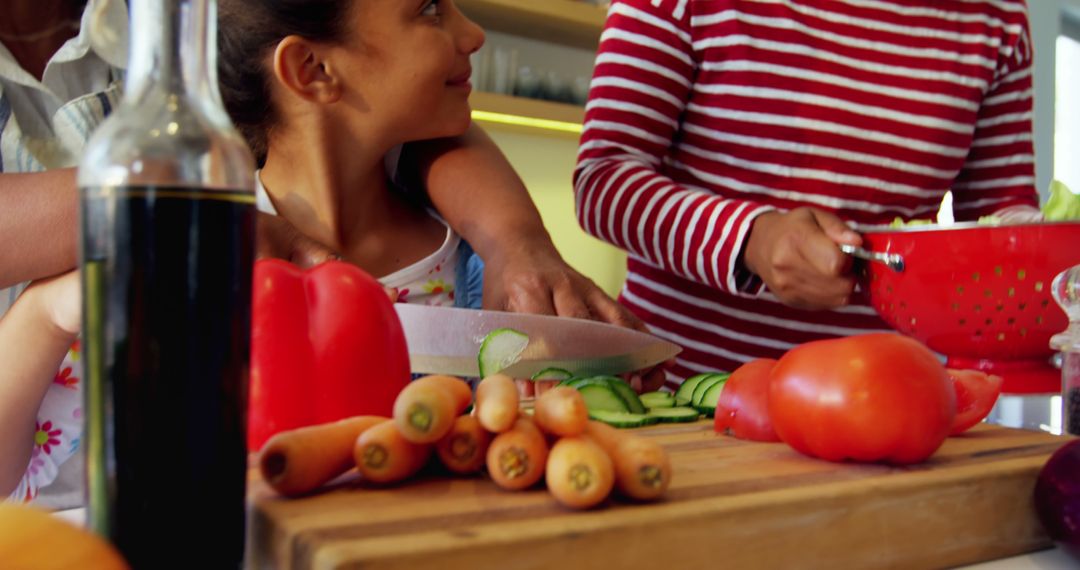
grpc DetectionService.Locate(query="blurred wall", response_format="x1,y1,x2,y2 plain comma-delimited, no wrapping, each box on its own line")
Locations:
484,128,628,298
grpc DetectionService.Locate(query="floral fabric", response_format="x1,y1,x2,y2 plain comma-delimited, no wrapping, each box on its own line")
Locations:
9,342,83,503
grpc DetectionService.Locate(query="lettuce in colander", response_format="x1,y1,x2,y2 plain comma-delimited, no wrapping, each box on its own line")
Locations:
891,180,1079,227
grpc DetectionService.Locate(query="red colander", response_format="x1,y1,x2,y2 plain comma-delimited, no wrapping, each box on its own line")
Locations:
846,221,1080,394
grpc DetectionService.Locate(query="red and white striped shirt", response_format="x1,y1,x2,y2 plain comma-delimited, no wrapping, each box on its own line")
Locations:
574,0,1038,386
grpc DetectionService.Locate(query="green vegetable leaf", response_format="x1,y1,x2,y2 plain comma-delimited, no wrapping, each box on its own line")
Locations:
1043,180,1080,221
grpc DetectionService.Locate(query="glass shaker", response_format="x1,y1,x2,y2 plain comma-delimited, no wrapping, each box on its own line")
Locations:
1051,265,1080,436
77,0,255,567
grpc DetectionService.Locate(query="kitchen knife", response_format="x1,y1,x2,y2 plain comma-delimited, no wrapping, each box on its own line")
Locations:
393,304,681,378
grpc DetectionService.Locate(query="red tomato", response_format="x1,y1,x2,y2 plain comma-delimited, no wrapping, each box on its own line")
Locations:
715,359,780,442
947,369,1003,435
768,333,955,464
248,260,410,450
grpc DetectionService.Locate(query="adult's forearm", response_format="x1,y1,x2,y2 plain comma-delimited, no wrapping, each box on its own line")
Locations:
414,124,558,263
0,169,78,289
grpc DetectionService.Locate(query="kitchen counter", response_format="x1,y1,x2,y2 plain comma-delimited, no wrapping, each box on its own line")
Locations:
248,421,1071,570
53,420,1075,569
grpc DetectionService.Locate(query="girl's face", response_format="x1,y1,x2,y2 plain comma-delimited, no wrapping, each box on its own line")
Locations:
331,0,484,146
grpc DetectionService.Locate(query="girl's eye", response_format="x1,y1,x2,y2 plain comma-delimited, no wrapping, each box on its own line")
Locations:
421,0,441,17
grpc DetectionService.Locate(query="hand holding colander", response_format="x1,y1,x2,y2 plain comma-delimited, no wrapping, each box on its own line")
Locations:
847,221,1080,394
839,244,905,273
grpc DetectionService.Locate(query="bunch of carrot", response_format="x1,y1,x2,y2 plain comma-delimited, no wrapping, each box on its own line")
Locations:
258,374,672,509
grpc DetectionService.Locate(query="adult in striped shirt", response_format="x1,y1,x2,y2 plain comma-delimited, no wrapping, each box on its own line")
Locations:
574,0,1041,387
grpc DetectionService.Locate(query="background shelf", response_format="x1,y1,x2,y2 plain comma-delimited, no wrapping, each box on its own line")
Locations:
457,0,606,50
470,92,585,137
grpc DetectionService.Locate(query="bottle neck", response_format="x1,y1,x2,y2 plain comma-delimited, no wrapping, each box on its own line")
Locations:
125,0,218,99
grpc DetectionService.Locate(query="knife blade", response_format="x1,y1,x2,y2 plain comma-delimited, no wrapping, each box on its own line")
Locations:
393,304,681,378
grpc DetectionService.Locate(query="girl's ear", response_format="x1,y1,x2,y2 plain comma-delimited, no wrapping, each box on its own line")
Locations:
271,36,342,104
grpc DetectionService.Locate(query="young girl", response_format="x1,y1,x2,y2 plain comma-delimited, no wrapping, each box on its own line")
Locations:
217,0,487,307
3,0,668,504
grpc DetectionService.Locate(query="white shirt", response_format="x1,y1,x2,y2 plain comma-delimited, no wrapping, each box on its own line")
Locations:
0,0,128,317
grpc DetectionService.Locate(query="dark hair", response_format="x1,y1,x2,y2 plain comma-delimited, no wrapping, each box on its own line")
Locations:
217,0,352,166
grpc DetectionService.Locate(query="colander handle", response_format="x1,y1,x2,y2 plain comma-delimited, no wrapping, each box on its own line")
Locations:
839,244,905,273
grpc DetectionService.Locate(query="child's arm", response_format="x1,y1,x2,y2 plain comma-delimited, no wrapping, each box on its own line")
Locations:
0,271,79,496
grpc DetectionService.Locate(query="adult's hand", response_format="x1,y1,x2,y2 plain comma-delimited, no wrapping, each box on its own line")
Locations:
483,242,668,392
744,207,861,310
255,213,337,268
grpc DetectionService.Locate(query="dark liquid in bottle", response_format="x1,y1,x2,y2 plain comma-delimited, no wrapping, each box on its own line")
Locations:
82,185,255,569
1067,387,1080,436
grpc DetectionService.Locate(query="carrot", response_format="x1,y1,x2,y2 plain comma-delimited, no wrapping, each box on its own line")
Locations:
393,375,473,444
545,436,615,509
584,420,623,450
259,415,386,496
486,416,549,491
354,419,433,484
435,415,493,475
533,386,588,437
474,373,519,433
585,421,671,501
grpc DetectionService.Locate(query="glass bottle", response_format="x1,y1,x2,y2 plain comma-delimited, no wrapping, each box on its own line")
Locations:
77,0,255,567
1051,265,1080,436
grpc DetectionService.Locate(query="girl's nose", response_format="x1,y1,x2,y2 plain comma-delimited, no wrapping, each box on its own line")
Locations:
453,8,485,55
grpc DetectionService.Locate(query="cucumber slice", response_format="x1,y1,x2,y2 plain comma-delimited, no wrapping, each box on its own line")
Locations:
698,375,728,412
646,407,700,423
640,392,675,409
530,367,573,381
589,410,658,428
675,397,690,407
564,377,595,389
577,382,630,413
477,328,529,378
674,373,713,403
596,376,647,415
692,374,726,407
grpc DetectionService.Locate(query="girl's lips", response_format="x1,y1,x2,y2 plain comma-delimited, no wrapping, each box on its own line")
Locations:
447,71,472,87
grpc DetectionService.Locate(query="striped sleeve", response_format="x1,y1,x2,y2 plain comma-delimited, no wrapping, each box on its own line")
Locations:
951,7,1039,218
574,0,774,296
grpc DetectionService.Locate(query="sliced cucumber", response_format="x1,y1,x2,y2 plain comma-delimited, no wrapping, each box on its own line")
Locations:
675,373,713,403
530,367,573,381
698,375,728,414
589,410,658,428
477,328,529,378
577,382,630,413
646,407,700,423
595,376,646,414
675,397,690,407
692,374,727,407
640,391,675,409
564,377,595,389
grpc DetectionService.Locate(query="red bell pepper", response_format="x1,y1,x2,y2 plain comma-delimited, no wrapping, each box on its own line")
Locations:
248,259,410,450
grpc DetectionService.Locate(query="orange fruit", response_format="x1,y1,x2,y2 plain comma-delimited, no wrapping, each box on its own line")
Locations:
0,503,128,570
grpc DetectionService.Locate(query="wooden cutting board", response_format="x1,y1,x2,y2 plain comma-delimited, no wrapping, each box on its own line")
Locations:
247,422,1070,570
